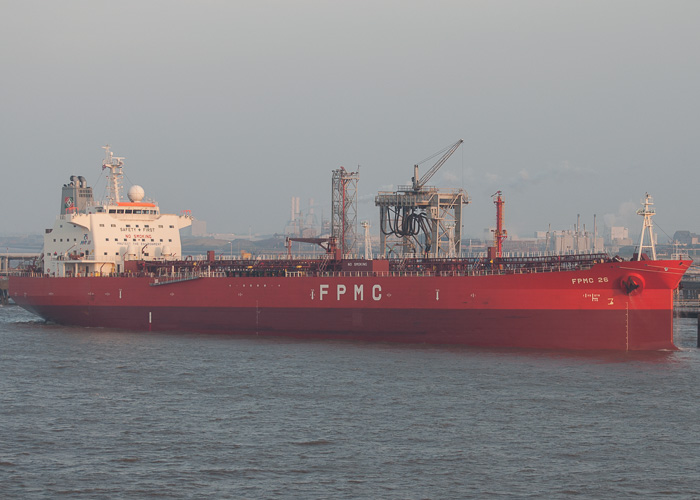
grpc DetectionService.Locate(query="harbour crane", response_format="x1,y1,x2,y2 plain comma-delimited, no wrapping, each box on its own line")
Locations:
412,139,464,191
375,139,469,258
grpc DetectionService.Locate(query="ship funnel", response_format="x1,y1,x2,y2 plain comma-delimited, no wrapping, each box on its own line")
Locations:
70,175,78,186
78,176,87,188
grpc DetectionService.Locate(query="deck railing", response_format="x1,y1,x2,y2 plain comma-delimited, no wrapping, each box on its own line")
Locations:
12,260,601,280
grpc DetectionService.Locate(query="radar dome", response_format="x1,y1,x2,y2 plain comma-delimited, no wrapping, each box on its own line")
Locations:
128,185,145,202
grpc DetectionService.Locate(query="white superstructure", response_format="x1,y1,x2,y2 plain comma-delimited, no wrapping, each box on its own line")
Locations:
43,146,192,276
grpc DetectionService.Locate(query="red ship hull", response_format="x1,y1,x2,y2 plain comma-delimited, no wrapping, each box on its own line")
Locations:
10,259,689,351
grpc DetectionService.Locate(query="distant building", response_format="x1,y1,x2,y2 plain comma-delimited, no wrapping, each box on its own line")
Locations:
285,196,319,237
183,219,207,237
610,226,633,246
673,230,700,245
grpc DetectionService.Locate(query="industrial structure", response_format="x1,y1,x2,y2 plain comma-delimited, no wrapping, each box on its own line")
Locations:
490,191,507,259
375,140,468,257
331,167,359,256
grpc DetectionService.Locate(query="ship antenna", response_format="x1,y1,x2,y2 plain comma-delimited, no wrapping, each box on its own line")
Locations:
636,192,656,260
102,145,125,205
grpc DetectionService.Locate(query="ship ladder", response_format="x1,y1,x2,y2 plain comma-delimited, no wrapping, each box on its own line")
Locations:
150,274,202,286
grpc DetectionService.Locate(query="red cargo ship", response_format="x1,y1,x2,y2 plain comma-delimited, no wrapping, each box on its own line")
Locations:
9,146,691,350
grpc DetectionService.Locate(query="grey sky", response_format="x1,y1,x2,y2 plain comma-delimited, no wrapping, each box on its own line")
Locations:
2,1,698,240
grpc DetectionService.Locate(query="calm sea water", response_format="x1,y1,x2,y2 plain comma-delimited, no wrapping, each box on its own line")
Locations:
2,305,700,499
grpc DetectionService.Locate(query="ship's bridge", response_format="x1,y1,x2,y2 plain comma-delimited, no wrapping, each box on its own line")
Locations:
103,201,161,218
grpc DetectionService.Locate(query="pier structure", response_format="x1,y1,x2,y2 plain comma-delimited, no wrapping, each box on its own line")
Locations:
376,187,467,258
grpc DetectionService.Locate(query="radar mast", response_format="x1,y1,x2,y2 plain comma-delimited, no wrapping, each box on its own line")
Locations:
636,192,656,260
102,145,125,205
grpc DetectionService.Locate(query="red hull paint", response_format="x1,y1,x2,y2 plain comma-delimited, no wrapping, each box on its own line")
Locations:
10,259,689,351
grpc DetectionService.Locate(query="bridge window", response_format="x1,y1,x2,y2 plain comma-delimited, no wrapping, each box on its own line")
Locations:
99,224,105,227
125,210,132,214
111,224,116,227
117,209,124,214
109,210,116,213
169,225,174,228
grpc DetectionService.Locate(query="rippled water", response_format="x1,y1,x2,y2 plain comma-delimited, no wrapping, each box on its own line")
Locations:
2,305,700,498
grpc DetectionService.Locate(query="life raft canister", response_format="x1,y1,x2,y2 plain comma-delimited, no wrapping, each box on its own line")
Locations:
620,274,645,295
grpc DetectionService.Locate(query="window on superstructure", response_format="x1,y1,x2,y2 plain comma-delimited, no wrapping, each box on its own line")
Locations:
126,225,131,228
114,239,118,241
144,225,149,228
53,239,56,242
158,225,163,228
169,225,174,228
109,210,116,214
134,210,142,214
111,224,116,227
117,209,124,214
115,252,119,255
168,239,172,242
105,238,109,241
160,239,163,242
99,224,104,227
104,252,108,255
126,210,132,214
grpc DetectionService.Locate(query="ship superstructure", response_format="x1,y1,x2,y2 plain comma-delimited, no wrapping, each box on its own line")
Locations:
43,146,192,277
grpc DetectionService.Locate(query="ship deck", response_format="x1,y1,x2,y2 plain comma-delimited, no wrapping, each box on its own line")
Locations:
18,253,613,279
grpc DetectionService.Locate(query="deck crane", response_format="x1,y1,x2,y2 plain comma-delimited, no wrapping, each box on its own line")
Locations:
375,140,469,258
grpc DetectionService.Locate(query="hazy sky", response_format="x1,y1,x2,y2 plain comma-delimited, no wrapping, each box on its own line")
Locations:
2,1,698,240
